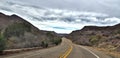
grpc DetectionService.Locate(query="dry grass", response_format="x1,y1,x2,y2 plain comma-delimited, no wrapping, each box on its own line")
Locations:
93,47,120,58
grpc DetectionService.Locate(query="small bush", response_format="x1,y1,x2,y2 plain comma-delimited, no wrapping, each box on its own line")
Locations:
116,30,120,34
41,41,48,48
53,38,62,45
89,35,100,45
0,33,6,54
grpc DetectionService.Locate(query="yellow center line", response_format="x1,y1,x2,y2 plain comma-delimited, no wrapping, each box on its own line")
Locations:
59,44,73,58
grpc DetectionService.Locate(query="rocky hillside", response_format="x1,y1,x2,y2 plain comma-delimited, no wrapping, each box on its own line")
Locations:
0,13,61,51
67,24,120,52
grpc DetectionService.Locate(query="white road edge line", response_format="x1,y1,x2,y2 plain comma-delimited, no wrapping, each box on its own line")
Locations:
79,46,100,58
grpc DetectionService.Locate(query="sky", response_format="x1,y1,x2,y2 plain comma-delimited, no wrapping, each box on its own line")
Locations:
5,0,120,17
0,0,120,34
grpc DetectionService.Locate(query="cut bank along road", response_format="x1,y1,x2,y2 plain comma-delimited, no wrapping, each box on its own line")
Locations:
0,38,112,58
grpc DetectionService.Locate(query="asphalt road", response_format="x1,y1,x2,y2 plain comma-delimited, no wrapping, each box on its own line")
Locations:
0,38,112,58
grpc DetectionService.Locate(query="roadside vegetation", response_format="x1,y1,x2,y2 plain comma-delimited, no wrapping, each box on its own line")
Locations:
46,32,62,46
0,22,62,50
0,31,6,54
93,47,120,58
89,35,101,45
52,38,62,45
41,41,48,48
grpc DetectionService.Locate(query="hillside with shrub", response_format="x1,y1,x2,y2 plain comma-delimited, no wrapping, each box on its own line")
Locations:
67,24,120,52
0,13,61,54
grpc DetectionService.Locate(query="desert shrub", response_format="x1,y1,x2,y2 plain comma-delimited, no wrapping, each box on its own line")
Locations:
116,30,120,34
41,41,48,48
89,35,101,45
52,38,62,45
0,32,6,54
46,32,62,45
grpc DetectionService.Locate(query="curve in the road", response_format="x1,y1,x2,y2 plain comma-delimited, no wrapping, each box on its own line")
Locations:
59,44,73,58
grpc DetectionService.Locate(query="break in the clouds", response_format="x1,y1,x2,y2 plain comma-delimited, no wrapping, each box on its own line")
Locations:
0,1,120,33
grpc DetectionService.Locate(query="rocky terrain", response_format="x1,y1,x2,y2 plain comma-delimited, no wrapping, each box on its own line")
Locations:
0,12,61,53
67,24,120,52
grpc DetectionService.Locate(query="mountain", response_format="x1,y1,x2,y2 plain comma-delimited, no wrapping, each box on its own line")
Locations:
67,24,120,52
0,12,61,50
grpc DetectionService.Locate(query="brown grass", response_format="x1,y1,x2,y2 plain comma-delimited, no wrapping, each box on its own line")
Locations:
93,47,120,58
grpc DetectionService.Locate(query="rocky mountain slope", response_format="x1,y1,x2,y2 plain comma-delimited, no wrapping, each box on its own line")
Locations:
67,24,120,52
0,12,61,51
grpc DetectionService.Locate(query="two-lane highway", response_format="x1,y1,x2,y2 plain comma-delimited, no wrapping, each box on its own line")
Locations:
0,38,112,58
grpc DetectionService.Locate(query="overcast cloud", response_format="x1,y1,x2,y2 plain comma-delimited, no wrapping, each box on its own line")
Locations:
4,0,120,17
0,0,120,33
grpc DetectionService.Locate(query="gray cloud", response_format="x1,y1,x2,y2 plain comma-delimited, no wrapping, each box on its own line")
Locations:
0,0,120,33
3,0,120,18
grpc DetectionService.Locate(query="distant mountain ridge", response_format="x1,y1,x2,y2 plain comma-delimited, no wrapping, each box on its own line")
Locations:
81,24,120,31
